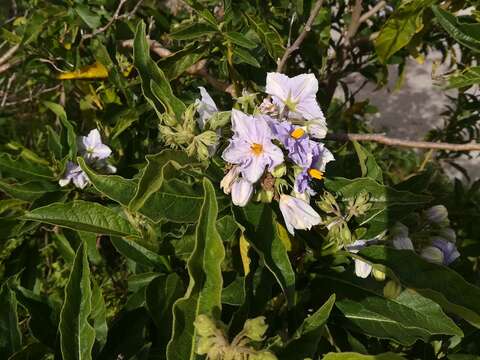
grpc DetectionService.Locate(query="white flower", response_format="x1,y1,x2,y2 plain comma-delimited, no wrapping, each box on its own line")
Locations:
195,86,218,130
231,179,253,207
78,129,112,161
346,239,373,278
220,166,240,195
279,194,321,235
266,73,324,120
59,161,89,189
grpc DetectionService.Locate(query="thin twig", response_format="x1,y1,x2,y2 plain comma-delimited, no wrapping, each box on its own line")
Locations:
80,0,131,44
0,59,20,74
345,0,363,45
121,39,235,95
0,44,20,65
276,0,324,73
358,1,386,24
326,133,480,151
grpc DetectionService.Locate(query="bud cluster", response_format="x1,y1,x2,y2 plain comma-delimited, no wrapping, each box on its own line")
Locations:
194,315,278,360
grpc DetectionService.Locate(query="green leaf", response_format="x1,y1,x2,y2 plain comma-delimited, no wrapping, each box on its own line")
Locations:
15,286,58,349
166,178,225,360
352,142,383,183
146,274,184,353
245,13,285,61
322,352,406,360
232,47,261,67
7,342,52,360
0,281,22,358
78,157,137,206
0,180,58,201
170,23,217,40
235,203,295,305
23,200,139,237
280,294,336,359
432,6,480,53
159,45,207,80
359,246,480,328
91,282,108,348
224,31,257,49
75,4,101,29
134,21,186,119
110,237,170,271
221,277,246,306
128,149,195,211
0,153,54,181
319,274,462,345
446,67,480,89
59,243,95,360
44,101,77,160
375,0,435,63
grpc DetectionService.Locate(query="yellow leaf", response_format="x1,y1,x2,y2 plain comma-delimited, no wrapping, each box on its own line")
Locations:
276,222,292,252
239,234,251,276
57,61,108,80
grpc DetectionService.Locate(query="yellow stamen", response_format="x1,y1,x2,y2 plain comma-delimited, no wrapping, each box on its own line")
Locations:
290,128,305,139
250,143,264,156
308,168,324,180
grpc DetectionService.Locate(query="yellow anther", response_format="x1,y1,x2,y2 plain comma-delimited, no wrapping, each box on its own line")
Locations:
250,143,264,156
290,128,305,139
308,168,324,180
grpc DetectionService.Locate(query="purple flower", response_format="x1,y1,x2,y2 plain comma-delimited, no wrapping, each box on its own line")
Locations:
78,129,112,161
279,194,321,235
222,110,284,183
294,142,334,195
59,161,89,189
268,120,312,166
431,238,460,265
390,222,414,250
266,72,325,121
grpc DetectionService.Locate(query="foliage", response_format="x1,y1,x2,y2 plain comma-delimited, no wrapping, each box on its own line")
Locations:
0,1,479,359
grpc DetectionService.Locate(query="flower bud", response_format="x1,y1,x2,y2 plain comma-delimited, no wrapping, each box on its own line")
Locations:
196,336,216,355
243,316,268,341
354,259,372,279
383,280,402,299
372,268,386,281
194,314,217,338
437,228,456,243
250,351,278,360
306,118,328,139
420,246,444,265
231,179,253,207
254,189,274,203
424,205,449,225
220,166,240,195
271,163,286,178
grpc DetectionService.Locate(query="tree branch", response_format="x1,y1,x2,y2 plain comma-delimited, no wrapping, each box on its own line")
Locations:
345,0,363,45
326,133,480,152
81,0,144,44
276,0,324,73
358,1,386,24
0,43,19,65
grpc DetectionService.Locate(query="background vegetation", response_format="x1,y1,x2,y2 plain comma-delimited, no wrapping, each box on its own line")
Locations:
0,0,479,359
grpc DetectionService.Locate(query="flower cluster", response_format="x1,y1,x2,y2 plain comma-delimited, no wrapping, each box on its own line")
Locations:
216,72,334,235
349,205,460,279
59,129,115,189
